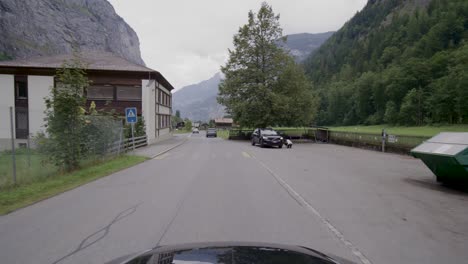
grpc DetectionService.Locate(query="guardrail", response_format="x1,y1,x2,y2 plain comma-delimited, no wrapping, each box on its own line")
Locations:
108,135,148,154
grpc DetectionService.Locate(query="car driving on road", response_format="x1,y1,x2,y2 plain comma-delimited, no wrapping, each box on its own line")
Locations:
206,128,217,137
251,128,283,148
192,128,199,134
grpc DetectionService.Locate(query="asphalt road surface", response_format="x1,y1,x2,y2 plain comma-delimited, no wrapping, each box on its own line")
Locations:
0,131,467,264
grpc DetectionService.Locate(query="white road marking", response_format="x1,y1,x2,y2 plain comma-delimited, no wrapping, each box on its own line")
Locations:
248,151,373,264
242,151,251,158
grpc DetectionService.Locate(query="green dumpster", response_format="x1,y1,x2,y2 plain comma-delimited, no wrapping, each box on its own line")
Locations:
411,132,468,183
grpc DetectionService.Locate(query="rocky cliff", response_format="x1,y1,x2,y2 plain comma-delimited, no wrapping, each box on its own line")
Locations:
0,0,144,65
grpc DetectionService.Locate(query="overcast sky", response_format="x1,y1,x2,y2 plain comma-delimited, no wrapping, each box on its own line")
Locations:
107,0,367,90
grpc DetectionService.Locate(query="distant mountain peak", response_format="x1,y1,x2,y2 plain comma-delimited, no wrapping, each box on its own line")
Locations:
279,31,334,62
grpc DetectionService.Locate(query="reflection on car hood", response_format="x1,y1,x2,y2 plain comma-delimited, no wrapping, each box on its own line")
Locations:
106,242,355,264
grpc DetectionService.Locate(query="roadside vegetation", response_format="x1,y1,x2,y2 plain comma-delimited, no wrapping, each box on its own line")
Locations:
0,155,147,215
303,0,468,126
329,125,468,137
217,130,230,139
218,3,318,128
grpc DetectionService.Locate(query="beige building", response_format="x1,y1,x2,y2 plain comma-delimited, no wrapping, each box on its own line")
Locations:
0,52,174,149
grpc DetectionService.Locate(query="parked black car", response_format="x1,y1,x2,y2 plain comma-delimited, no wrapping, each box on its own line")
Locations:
206,128,217,138
251,128,283,148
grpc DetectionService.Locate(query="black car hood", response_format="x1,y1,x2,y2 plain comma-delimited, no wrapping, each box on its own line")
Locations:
106,242,355,264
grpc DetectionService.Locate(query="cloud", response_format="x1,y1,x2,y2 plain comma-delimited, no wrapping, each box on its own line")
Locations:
108,0,367,89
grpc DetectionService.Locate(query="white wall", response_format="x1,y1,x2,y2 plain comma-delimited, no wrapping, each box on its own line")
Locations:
28,76,53,135
159,105,171,115
0,75,15,140
142,79,156,144
159,84,171,94
158,128,171,141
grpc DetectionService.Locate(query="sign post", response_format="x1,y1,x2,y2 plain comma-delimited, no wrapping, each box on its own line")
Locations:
381,129,387,153
125,107,138,151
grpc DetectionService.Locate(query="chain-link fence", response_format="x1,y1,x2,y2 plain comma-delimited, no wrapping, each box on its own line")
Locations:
322,130,429,153
224,127,429,154
0,107,144,189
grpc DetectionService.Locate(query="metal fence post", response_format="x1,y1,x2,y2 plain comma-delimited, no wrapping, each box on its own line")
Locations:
9,106,17,185
27,133,31,168
131,123,136,151
382,129,386,153
117,126,123,155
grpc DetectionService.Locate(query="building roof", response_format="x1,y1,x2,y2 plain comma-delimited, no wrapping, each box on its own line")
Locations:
214,118,233,124
0,51,174,90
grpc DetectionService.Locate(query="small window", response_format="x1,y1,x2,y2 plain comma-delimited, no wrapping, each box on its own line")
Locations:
15,76,28,99
117,86,142,100
87,85,114,100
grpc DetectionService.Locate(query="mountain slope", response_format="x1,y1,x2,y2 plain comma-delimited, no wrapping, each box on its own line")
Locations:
0,0,144,65
303,0,468,125
172,73,224,121
278,32,334,62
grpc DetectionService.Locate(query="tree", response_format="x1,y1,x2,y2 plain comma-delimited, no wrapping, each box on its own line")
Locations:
184,118,192,131
384,101,399,125
175,110,181,119
208,119,215,128
43,55,89,171
399,88,425,125
218,2,317,128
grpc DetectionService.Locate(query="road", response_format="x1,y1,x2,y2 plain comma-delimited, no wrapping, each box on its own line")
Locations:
0,131,467,264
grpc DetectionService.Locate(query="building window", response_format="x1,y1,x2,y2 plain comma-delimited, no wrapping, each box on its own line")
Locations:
117,86,142,100
87,85,114,100
15,76,28,99
158,115,171,128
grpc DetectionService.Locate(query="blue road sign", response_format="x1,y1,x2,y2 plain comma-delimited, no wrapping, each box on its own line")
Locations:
125,107,138,124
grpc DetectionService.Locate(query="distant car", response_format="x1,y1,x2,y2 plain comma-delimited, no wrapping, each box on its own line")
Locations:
251,128,283,148
206,128,217,138
192,128,199,134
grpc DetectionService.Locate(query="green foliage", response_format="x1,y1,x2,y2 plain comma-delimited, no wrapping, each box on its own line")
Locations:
38,55,124,171
41,55,89,171
184,118,192,131
124,116,146,138
0,52,12,61
303,0,468,125
384,101,399,125
208,119,215,128
172,110,183,128
218,2,318,128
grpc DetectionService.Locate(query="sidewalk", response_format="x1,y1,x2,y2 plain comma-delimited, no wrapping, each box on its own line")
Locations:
132,133,190,158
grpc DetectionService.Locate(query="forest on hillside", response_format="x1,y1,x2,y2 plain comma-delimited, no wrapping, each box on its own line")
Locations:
303,0,468,126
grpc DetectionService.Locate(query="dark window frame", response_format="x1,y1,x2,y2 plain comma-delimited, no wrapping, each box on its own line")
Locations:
87,85,114,100
116,85,142,101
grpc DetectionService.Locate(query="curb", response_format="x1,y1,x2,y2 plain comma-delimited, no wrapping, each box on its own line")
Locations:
149,135,190,159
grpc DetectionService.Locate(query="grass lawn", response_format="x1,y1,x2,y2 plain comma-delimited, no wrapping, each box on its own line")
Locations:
217,130,230,139
173,129,191,134
0,155,147,215
0,150,58,188
329,124,468,137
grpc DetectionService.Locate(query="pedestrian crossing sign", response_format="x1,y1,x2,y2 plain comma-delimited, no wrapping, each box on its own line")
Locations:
125,107,138,124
